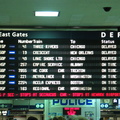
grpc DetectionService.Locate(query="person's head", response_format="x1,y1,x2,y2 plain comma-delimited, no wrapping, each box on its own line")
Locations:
68,118,72,120
53,117,58,120
58,116,65,120
75,116,87,120
27,116,38,120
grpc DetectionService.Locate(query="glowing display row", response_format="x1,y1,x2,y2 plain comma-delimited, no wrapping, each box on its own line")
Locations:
0,92,119,98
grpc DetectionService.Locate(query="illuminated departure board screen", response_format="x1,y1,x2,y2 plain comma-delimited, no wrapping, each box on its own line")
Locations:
0,31,120,98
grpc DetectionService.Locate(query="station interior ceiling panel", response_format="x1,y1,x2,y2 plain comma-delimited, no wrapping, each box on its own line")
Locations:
0,0,120,30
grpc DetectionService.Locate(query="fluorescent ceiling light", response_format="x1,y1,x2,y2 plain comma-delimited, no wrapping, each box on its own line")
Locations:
35,11,59,17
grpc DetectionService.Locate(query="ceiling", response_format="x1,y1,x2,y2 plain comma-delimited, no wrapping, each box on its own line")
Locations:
0,0,120,30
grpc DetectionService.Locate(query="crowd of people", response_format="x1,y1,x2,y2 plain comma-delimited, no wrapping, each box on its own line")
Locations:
51,116,88,120
27,115,91,120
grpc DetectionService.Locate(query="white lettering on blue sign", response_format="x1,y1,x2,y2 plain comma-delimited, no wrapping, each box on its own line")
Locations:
52,99,92,105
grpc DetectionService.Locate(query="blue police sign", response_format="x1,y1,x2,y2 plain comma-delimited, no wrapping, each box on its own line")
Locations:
52,99,93,106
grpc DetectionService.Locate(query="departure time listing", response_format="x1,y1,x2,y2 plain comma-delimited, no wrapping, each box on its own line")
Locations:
0,31,120,98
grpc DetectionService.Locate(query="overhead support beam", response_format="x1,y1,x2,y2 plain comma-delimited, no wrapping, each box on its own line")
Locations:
0,25,119,30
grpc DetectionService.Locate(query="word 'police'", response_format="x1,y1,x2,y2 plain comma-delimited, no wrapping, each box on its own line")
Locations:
52,99,92,105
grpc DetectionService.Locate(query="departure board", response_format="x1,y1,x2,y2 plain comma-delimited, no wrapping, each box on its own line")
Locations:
0,31,120,98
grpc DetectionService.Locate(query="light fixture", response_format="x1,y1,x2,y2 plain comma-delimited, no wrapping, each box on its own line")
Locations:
35,11,59,17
